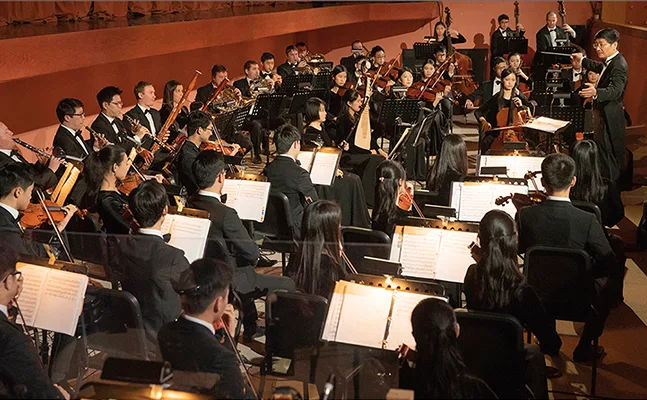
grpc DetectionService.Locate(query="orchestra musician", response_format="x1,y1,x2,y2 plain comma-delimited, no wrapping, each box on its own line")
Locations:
340,40,365,76
426,134,468,207
391,68,414,99
277,45,306,79
491,13,525,59
465,57,508,110
296,41,309,62
176,111,218,196
349,56,371,87
0,121,61,191
53,98,97,160
124,81,162,148
433,46,456,80
536,11,577,53
233,61,269,163
329,65,349,119
259,52,282,87
92,86,146,155
160,80,190,141
372,160,411,238
432,20,467,48
573,28,628,182
508,53,532,88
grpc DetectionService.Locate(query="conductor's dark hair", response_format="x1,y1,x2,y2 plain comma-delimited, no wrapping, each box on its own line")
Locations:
492,56,507,68
0,240,19,283
163,80,181,107
56,98,84,123
175,258,233,315
541,153,576,192
305,97,326,124
474,210,525,309
370,45,385,57
411,298,471,398
192,150,225,190
187,110,211,137
129,180,168,229
211,64,227,78
244,60,258,72
285,45,298,55
134,81,153,101
427,134,468,192
498,14,509,23
261,52,275,63
373,160,405,235
595,28,620,44
83,145,127,199
0,163,35,199
570,140,607,205
274,124,301,154
97,86,123,110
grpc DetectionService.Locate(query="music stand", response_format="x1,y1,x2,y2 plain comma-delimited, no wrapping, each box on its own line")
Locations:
499,37,528,55
413,42,436,61
213,110,235,137
537,105,592,133
279,74,315,96
232,103,254,133
358,257,402,277
541,45,577,66
250,94,288,121
346,274,446,297
287,89,327,133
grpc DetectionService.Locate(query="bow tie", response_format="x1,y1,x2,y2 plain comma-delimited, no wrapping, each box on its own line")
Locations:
144,109,150,115
295,159,301,166
220,193,228,204
75,130,84,138
10,149,20,158
494,80,501,85
110,119,117,125
549,28,556,32
574,72,582,77
260,71,272,78
163,233,171,243
15,212,23,223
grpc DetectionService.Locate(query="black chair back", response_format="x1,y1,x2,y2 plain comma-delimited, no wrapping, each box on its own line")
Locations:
341,227,391,272
523,245,594,322
256,190,296,240
571,200,602,225
455,309,527,399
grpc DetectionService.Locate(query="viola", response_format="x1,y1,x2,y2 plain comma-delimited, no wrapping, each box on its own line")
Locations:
200,140,245,156
21,200,87,229
406,82,437,103
397,184,424,218
117,174,143,196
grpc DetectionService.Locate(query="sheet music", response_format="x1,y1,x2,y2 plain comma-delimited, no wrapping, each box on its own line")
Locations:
435,230,478,283
15,263,48,327
394,226,441,280
161,214,211,263
525,116,570,133
479,156,544,191
309,151,339,186
297,151,314,172
452,182,528,222
222,179,271,222
33,269,88,336
513,157,544,191
491,184,529,219
386,291,431,351
321,282,345,342
390,225,405,263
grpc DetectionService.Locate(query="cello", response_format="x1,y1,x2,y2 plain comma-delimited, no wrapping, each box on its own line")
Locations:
490,88,532,151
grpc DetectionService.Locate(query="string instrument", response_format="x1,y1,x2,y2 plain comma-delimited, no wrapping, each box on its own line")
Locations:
21,200,87,229
406,81,437,102
200,78,229,113
494,170,546,209
350,77,373,151
444,7,478,113
367,53,401,93
200,140,242,156
557,1,569,44
85,126,110,149
117,148,147,196
397,184,424,218
490,89,532,150
335,81,355,98
12,138,69,168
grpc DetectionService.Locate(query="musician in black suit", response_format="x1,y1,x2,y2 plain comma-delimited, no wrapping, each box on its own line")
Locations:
0,243,68,399
340,40,365,76
277,45,306,79
465,57,508,109
0,121,60,191
233,60,269,163
188,151,295,338
195,64,241,107
260,52,282,88
124,81,161,149
158,258,253,399
535,11,576,53
176,111,217,196
263,124,319,236
52,98,97,160
517,154,616,362
108,180,190,355
491,14,525,59
574,29,628,182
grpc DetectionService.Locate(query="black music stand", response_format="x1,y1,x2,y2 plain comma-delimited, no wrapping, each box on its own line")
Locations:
540,45,577,66
313,71,332,104
232,103,254,133
287,89,327,134
279,74,315,96
501,37,528,55
213,110,236,137
530,79,570,106
250,93,289,121
413,42,436,61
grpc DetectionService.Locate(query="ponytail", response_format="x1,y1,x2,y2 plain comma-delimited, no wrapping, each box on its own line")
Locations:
373,160,404,232
83,145,126,201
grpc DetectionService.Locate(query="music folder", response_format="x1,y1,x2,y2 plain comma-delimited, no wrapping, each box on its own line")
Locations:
321,280,444,351
222,179,271,222
477,155,545,191
160,214,211,263
450,181,528,222
389,225,477,283
16,263,89,336
297,147,342,186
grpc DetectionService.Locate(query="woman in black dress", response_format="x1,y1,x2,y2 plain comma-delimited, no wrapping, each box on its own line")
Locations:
329,64,348,120
160,80,190,143
372,160,411,238
426,134,468,206
433,21,467,48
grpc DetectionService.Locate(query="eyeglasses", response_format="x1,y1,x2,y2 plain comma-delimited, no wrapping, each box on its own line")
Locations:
110,101,124,107
3,271,22,283
592,41,609,49
71,113,85,117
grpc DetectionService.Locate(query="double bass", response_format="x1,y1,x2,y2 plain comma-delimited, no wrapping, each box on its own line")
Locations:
444,7,478,114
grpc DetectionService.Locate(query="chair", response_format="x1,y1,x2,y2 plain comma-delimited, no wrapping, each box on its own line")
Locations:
254,191,298,273
341,227,391,272
571,200,602,225
523,245,599,395
261,291,328,397
455,309,529,399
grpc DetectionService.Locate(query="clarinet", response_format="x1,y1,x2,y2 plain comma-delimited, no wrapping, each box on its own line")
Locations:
122,114,174,152
12,138,68,167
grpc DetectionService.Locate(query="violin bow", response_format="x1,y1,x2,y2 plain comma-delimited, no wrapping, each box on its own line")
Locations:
35,187,75,263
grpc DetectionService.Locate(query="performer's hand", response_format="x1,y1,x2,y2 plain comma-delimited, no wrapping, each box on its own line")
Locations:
479,118,492,132
153,174,165,184
378,148,388,158
563,24,576,36
57,204,78,231
137,148,154,165
297,60,308,68
397,343,418,363
136,125,150,140
579,82,597,98
516,23,525,31
336,169,344,178
464,99,474,110
512,97,523,108
54,384,71,400
571,52,583,65
48,156,63,173
469,242,481,263
341,141,349,151
221,303,237,337
448,63,456,76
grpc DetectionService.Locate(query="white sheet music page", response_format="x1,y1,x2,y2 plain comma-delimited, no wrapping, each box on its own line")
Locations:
33,269,88,336
297,151,314,172
491,183,529,219
15,263,48,327
222,179,271,222
386,291,432,351
397,226,441,280
435,230,478,283
162,214,211,263
322,281,346,342
456,183,496,222
525,116,570,133
389,225,406,263
309,151,339,186
513,157,545,191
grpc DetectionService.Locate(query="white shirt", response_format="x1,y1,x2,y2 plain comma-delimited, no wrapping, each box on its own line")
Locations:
548,27,557,47
572,68,583,82
198,190,222,202
0,202,20,220
183,314,215,335
547,196,571,202
0,149,21,163
61,124,89,156
137,104,156,135
0,305,7,318
103,113,120,136
604,51,619,66
500,28,507,38
492,78,502,97
280,154,296,162
138,228,164,239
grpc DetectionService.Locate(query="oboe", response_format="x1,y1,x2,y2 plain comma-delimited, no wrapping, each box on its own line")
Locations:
12,138,68,167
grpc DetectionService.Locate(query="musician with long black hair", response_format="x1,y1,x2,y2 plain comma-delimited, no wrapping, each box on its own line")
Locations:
372,160,410,238
160,80,190,142
426,134,468,206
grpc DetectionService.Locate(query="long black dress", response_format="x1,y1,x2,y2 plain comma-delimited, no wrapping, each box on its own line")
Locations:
96,190,130,235
475,91,530,153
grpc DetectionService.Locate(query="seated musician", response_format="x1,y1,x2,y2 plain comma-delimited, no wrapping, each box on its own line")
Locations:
263,124,319,236
83,145,131,235
304,98,371,228
296,41,309,62
259,52,282,88
432,20,467,48
108,180,190,355
426,134,468,206
233,60,268,164
0,121,61,191
416,59,453,151
372,160,411,238
0,242,69,399
465,57,508,110
277,45,306,79
491,14,525,59
350,56,371,87
160,80,190,142
124,81,161,149
188,150,295,338
196,64,230,106
53,98,100,160
370,46,387,71
464,210,559,398
286,200,347,299
508,53,532,89
158,258,253,399
176,110,215,196
0,164,77,257
475,67,531,153
339,40,364,77
391,67,414,99
517,153,616,362
433,46,456,81
329,65,349,120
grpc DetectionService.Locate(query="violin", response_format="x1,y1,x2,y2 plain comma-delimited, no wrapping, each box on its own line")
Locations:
116,174,143,196
21,200,87,229
494,170,546,210
200,140,244,156
335,81,355,98
368,54,401,93
406,82,437,102
397,184,424,218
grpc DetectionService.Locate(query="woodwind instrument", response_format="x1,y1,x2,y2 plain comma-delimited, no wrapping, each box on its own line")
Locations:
122,114,174,153
160,70,202,152
12,138,69,168
201,78,229,112
85,125,110,149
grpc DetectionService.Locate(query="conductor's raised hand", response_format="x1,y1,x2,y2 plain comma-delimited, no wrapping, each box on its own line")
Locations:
579,82,597,98
570,52,583,65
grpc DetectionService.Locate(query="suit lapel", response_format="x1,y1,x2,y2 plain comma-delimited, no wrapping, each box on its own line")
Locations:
60,126,88,156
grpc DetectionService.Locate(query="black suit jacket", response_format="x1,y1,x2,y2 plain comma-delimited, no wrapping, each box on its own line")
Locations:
277,61,297,79
0,313,63,399
535,25,568,53
0,206,47,258
158,317,251,399
340,54,360,76
490,27,524,58
0,152,58,191
467,79,497,104
188,194,259,268
233,78,252,98
108,233,189,351
195,83,217,107
176,141,200,196
52,125,92,160
263,156,319,234
91,113,136,154
518,199,615,278
583,54,629,180
125,105,161,150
